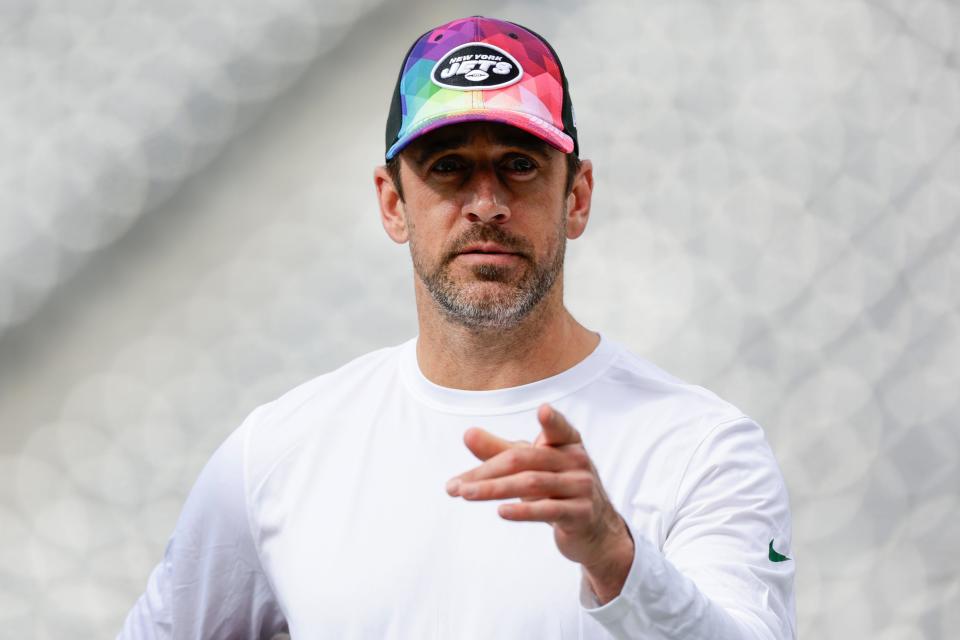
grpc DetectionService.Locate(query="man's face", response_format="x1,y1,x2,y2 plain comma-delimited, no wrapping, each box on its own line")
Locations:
393,122,572,330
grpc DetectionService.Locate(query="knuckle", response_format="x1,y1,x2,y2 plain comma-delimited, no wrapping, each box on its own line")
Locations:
540,502,558,520
530,448,550,467
504,448,524,472
524,472,546,494
568,448,591,469
554,504,574,523
573,471,595,494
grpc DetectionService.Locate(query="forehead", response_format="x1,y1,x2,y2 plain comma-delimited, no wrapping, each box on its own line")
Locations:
403,122,556,162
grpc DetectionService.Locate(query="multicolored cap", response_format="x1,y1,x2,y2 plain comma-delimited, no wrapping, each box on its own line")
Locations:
384,16,578,160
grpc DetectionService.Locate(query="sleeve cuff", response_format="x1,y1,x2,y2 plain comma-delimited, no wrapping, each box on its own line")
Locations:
578,517,650,625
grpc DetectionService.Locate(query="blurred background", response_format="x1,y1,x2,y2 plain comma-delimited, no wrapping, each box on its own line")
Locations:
1,0,958,637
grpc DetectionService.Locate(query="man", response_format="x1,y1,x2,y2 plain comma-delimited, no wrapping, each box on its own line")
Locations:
121,16,795,639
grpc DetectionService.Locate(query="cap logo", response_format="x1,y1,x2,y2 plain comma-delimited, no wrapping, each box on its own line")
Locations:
430,42,523,91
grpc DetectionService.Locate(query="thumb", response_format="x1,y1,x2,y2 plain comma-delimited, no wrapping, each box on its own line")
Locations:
536,404,581,447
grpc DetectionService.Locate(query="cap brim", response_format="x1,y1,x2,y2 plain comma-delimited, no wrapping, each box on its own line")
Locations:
385,109,575,160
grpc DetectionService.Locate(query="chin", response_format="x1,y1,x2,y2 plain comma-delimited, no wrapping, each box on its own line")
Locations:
458,281,521,303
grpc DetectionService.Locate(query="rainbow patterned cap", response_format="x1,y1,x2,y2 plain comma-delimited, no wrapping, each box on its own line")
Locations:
385,16,578,160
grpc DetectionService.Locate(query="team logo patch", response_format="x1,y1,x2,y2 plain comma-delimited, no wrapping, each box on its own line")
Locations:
431,42,523,90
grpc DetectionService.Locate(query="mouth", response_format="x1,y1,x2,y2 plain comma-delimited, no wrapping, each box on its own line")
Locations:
455,244,523,267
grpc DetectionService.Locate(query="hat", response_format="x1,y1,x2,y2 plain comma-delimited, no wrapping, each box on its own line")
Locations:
384,16,578,161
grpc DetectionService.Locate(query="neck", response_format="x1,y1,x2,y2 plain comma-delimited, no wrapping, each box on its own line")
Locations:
414,278,600,390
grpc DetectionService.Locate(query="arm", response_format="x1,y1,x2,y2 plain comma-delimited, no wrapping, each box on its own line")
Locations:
118,404,287,640
580,417,796,639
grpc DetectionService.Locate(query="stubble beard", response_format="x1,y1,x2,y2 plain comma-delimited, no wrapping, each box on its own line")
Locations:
410,212,567,331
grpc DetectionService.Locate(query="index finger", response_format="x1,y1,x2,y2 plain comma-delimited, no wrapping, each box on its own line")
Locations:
451,445,582,489
463,427,531,462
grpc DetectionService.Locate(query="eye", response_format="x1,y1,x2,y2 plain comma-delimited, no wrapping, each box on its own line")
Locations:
502,154,538,175
429,156,466,175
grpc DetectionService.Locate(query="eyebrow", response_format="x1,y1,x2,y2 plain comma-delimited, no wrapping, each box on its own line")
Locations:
412,129,552,165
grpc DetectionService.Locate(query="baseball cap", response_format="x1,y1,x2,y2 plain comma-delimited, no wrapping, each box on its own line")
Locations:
384,16,578,161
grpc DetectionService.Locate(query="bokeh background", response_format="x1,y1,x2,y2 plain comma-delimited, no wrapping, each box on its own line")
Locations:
1,0,958,637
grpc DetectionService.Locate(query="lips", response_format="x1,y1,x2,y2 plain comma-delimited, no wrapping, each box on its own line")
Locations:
458,243,518,256
454,243,524,268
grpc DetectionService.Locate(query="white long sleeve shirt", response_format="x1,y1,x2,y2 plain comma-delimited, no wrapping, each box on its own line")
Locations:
120,335,796,639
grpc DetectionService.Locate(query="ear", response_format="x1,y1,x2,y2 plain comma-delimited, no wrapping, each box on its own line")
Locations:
565,158,593,240
374,164,408,244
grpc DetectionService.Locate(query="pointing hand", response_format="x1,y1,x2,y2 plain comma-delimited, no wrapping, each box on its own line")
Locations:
446,403,634,603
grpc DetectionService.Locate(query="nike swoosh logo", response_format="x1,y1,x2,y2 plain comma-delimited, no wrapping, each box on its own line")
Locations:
769,539,790,562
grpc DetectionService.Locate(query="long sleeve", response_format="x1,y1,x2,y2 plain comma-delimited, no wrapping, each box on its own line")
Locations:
118,404,288,640
581,417,796,639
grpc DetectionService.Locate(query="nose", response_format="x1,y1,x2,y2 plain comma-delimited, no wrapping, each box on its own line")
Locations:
461,168,510,224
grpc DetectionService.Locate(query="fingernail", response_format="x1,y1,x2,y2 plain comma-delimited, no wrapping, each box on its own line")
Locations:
446,479,460,495
461,483,477,498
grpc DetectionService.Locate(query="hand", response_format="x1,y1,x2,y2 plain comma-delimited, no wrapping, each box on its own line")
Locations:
446,403,635,603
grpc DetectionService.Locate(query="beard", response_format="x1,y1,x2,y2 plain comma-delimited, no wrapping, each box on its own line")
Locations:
409,214,566,331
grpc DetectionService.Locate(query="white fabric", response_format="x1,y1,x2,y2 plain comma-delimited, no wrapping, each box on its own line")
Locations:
119,335,796,639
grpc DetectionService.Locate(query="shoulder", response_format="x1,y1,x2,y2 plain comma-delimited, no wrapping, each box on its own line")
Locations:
596,338,748,429
580,339,782,501
237,340,410,485
573,339,763,487
587,340,791,546
270,342,405,415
